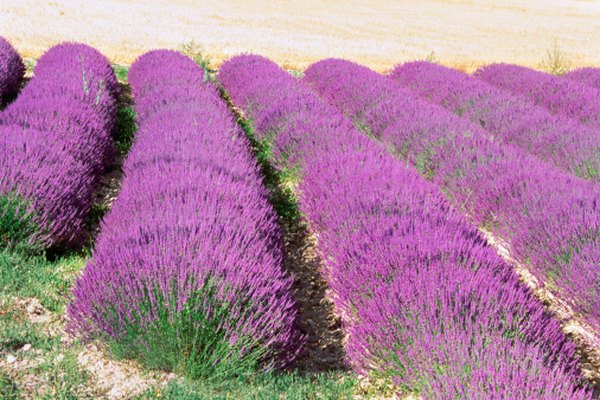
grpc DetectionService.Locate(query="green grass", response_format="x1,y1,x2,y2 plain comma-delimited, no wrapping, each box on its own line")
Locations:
34,347,92,400
0,193,43,254
0,372,19,400
180,40,216,83
112,63,130,83
111,63,137,155
0,249,86,312
103,277,269,382
235,116,300,221
286,68,305,78
114,105,137,155
0,301,59,352
0,273,93,399
136,371,355,400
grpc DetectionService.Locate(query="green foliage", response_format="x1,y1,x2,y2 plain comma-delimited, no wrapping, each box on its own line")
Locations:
415,146,437,180
0,296,93,399
23,58,36,76
0,300,59,352
114,105,137,155
0,249,86,312
574,157,599,181
35,348,92,400
425,51,438,64
105,277,267,381
354,119,375,139
180,40,215,82
136,371,356,400
287,68,305,78
112,63,130,83
0,372,19,400
0,193,42,253
87,203,111,233
539,40,572,76
236,116,301,221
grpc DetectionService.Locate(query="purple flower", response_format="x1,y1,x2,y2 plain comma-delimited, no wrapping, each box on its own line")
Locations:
0,37,24,104
0,42,117,248
68,50,302,374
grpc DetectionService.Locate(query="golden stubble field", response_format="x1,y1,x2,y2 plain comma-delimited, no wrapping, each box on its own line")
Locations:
1,0,599,72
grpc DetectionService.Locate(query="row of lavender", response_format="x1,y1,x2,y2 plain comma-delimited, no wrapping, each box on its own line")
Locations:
476,63,600,132
390,61,599,181
305,59,600,351
0,37,24,105
568,67,600,90
0,42,118,249
67,51,301,377
219,55,590,399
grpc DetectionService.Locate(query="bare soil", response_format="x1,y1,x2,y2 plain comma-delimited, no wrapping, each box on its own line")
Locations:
282,218,348,373
0,297,174,400
1,1,599,72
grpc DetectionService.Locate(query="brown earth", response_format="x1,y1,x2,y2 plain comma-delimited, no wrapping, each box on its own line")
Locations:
1,0,599,72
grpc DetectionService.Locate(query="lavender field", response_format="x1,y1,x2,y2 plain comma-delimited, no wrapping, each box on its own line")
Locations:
0,37,598,400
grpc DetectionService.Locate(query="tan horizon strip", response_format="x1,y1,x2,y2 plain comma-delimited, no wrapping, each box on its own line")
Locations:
2,0,600,73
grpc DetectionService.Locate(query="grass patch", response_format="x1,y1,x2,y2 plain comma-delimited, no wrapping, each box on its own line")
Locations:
34,347,92,400
180,40,216,82
0,296,94,399
0,249,86,312
0,193,43,254
0,304,57,352
103,277,269,382
136,371,355,400
112,63,129,83
235,116,300,221
0,372,19,400
114,105,137,155
286,68,305,78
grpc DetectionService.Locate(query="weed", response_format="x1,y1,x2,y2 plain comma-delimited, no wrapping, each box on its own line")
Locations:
425,51,438,64
235,116,301,221
0,372,19,400
180,40,215,82
112,63,129,83
539,40,572,76
287,68,305,78
0,300,58,351
135,371,355,400
0,249,86,312
36,348,92,400
114,105,137,155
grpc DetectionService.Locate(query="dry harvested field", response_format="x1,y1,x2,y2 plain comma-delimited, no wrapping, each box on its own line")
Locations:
1,0,600,71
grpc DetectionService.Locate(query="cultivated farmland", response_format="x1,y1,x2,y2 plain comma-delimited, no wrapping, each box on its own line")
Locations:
0,27,599,400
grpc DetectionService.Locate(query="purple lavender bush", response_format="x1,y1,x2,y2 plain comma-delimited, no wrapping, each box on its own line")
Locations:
567,67,600,90
390,61,599,181
475,63,600,129
0,43,117,249
305,59,600,346
0,37,25,105
68,50,301,379
220,54,592,399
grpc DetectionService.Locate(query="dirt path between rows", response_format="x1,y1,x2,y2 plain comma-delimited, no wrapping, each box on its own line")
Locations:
1,0,600,72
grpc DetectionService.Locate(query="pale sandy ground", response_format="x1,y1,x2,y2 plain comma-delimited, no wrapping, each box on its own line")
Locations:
1,0,600,72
